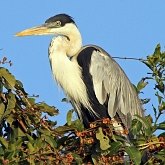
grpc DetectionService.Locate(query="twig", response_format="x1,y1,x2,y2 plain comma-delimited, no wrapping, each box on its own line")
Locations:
138,141,165,150
154,111,162,126
17,119,28,133
112,56,146,62
15,89,59,135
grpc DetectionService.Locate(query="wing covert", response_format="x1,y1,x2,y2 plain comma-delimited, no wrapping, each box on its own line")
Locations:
89,45,143,127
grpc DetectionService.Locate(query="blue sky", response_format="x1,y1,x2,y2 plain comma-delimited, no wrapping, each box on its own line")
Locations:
0,1,164,125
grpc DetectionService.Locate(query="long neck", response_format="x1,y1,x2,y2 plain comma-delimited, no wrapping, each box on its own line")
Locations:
48,24,84,98
49,24,82,57
48,31,83,96
67,27,82,56
48,28,92,119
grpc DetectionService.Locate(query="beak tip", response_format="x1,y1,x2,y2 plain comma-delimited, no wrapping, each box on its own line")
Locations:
15,32,23,37
15,25,50,37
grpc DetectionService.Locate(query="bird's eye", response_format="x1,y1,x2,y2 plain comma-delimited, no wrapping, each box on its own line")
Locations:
56,21,61,27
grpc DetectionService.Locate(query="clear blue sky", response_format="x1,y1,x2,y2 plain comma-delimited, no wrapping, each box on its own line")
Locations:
0,1,164,125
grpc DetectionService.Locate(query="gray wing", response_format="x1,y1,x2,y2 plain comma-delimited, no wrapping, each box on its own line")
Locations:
89,45,144,128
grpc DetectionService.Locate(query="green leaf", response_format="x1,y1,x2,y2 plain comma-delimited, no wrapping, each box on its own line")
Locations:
0,147,4,156
137,79,148,92
61,97,70,103
142,61,153,70
157,121,165,130
108,141,122,155
46,120,57,127
6,114,14,126
96,127,110,150
159,101,165,112
39,128,51,136
125,146,142,165
34,138,45,150
44,135,57,148
26,134,34,144
0,67,16,89
55,126,74,133
91,154,98,165
27,142,35,153
154,149,165,161
28,98,35,105
36,102,58,116
8,143,16,151
15,80,28,95
113,134,127,142
71,119,84,131
154,44,161,55
0,137,8,149
67,109,74,126
0,82,3,92
141,98,150,105
72,153,83,164
15,79,23,89
15,126,26,138
15,138,23,148
158,132,165,137
155,91,163,104
152,104,157,118
0,102,5,120
6,151,15,160
135,136,146,146
156,81,164,94
27,155,35,165
5,92,16,115
134,115,153,136
130,119,142,136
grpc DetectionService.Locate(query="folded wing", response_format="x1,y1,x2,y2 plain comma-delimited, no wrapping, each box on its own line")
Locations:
89,45,144,128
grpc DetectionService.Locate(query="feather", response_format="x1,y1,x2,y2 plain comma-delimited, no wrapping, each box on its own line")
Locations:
89,45,144,128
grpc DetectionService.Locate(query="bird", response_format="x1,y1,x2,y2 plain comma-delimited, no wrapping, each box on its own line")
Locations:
16,13,144,129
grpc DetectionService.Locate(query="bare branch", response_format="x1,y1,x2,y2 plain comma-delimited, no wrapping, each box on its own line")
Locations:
112,56,146,62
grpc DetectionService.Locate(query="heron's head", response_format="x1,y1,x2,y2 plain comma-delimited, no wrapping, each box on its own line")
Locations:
16,14,77,38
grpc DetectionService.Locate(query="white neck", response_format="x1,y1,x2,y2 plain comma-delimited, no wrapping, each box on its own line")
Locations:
48,25,92,118
66,25,82,56
49,23,82,56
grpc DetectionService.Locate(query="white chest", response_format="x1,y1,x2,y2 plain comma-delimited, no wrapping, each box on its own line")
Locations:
49,41,91,112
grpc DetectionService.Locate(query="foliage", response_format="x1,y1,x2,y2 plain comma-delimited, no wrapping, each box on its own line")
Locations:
0,45,164,165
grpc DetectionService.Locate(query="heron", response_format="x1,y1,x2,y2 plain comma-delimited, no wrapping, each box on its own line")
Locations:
16,14,144,129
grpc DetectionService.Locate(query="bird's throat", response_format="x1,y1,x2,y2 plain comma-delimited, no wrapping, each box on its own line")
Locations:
67,33,82,56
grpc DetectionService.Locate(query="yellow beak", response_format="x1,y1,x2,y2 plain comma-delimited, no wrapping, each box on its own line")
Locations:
15,25,51,37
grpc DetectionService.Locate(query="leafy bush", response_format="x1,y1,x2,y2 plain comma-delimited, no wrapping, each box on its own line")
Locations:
0,45,164,164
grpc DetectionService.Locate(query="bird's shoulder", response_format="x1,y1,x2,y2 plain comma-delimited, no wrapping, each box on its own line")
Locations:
78,44,110,57
74,45,112,66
